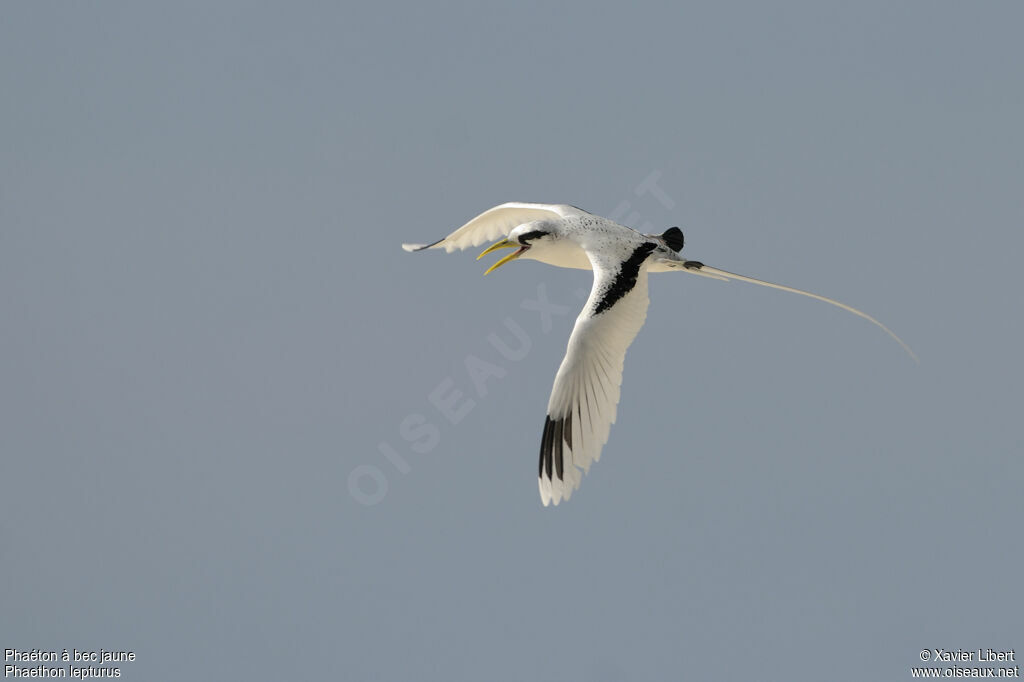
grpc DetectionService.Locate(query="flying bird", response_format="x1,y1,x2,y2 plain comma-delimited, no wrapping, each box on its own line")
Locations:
402,202,915,506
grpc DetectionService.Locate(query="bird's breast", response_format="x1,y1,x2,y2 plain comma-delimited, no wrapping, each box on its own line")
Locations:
525,239,593,270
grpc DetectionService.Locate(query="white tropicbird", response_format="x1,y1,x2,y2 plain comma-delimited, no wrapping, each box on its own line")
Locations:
403,202,916,506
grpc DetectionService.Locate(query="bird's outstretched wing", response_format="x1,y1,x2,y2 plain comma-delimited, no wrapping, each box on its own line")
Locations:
401,202,588,253
539,254,653,506
656,258,918,362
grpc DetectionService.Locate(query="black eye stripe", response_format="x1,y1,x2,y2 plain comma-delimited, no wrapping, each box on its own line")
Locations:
518,230,549,243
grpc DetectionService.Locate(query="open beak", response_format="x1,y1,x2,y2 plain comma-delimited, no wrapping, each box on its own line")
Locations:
477,239,528,275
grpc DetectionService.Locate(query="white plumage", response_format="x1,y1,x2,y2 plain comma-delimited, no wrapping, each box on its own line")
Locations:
403,202,915,506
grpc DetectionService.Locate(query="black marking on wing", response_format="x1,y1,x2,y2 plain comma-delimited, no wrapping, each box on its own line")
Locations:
593,242,658,315
662,227,685,252
683,260,704,270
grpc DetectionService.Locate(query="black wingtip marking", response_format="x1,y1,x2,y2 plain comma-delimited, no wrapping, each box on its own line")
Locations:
540,414,572,484
540,417,552,478
540,416,555,480
552,419,564,481
412,238,445,252
662,227,685,252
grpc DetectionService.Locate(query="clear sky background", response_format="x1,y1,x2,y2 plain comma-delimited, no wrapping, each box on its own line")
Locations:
3,3,1022,681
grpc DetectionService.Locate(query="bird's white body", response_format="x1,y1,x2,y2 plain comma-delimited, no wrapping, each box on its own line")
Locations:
403,202,915,506
518,228,592,270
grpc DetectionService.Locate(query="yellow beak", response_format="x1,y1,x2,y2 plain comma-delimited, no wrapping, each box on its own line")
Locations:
477,239,526,275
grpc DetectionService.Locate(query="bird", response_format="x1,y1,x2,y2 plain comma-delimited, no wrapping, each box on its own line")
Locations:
402,202,916,506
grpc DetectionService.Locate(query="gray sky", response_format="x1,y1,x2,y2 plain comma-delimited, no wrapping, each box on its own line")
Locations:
3,2,1022,681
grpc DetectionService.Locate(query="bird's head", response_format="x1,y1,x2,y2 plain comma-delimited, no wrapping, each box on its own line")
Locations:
476,223,555,275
